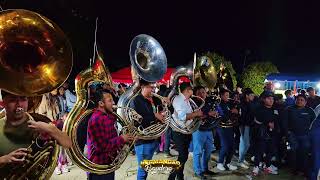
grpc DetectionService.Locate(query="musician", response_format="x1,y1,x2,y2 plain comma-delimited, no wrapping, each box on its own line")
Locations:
0,90,72,166
129,79,165,180
192,86,218,178
215,88,238,171
283,94,315,177
168,82,203,180
252,91,279,176
87,90,134,180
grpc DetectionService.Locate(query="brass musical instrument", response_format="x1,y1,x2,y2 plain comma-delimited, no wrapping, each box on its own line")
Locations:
168,53,214,134
117,34,171,140
0,9,72,96
0,9,73,179
64,46,139,174
216,64,239,128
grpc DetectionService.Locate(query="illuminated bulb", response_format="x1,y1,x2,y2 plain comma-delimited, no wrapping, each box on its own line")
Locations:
274,82,281,89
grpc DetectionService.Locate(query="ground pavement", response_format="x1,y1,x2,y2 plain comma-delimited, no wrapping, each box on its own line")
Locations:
51,151,305,180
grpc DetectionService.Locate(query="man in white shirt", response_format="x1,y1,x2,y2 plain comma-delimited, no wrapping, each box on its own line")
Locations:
168,82,203,180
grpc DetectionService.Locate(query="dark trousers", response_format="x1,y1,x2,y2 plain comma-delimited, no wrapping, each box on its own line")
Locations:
168,131,192,180
88,172,115,180
217,127,234,164
164,127,173,153
288,134,311,175
254,138,276,167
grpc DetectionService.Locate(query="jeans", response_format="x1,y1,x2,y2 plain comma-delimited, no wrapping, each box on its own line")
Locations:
164,127,172,153
168,131,192,180
217,127,234,164
192,130,213,175
88,172,115,180
239,126,250,163
134,141,159,180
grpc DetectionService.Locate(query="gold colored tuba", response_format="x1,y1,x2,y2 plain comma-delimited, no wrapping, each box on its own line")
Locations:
117,34,171,140
168,53,216,134
0,9,73,180
63,46,139,174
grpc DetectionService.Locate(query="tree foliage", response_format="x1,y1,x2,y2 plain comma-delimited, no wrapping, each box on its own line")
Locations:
241,61,279,95
204,52,237,90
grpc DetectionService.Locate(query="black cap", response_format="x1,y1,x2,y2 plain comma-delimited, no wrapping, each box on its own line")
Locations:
219,88,231,95
261,91,274,98
140,79,153,86
307,87,314,92
243,88,254,95
179,82,192,92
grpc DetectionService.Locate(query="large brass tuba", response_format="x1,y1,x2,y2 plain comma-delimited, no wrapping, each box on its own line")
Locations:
0,9,73,179
168,54,215,134
117,34,171,140
216,64,239,128
63,46,139,174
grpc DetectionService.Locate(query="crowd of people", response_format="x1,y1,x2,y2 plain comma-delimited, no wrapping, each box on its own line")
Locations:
83,80,319,180
2,79,318,180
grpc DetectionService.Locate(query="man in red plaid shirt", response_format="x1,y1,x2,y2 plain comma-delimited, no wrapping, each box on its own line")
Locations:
87,90,134,180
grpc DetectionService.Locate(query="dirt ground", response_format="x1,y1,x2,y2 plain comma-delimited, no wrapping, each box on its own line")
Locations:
51,152,305,180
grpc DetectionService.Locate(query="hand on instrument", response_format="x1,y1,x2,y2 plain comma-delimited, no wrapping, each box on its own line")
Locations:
208,110,219,117
193,110,204,119
162,97,171,105
121,134,135,143
231,108,238,114
28,120,54,134
154,112,165,123
0,148,29,164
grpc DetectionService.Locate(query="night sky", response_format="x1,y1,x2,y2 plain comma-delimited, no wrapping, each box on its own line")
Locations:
2,0,320,79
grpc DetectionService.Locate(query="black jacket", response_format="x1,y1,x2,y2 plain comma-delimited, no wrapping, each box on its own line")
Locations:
129,93,161,145
282,105,315,136
193,97,218,131
239,101,255,126
253,105,280,140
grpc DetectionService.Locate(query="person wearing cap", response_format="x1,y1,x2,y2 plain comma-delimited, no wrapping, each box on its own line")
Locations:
306,87,320,109
129,79,165,180
252,91,279,176
238,88,255,169
168,82,203,180
215,88,239,172
283,94,315,178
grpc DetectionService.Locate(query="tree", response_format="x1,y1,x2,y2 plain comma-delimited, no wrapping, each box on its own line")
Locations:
241,61,279,95
204,52,237,90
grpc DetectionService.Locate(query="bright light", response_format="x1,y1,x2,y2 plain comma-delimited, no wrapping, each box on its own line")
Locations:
264,79,268,83
317,83,320,89
274,82,281,89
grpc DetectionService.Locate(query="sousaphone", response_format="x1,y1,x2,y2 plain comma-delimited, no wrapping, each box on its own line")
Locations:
0,9,73,180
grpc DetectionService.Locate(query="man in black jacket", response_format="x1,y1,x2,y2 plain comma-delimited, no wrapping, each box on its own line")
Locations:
252,91,279,176
283,94,315,177
129,80,165,180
